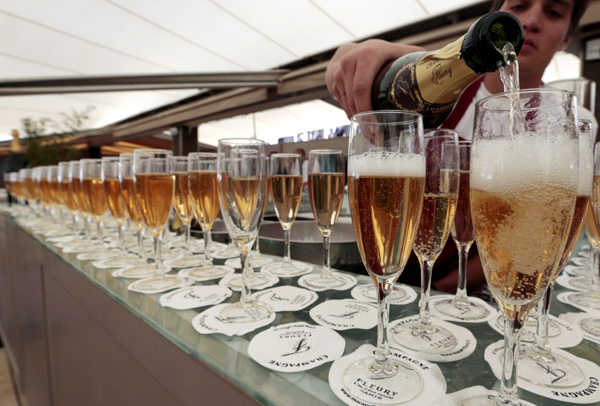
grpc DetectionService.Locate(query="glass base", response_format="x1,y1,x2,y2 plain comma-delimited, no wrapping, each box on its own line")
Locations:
218,246,239,257
569,292,600,310
120,265,155,278
580,316,600,336
170,256,205,268
342,357,423,405
267,262,306,276
135,275,181,291
461,395,496,406
392,322,458,354
433,297,490,321
518,346,585,388
188,266,231,279
218,300,273,323
228,274,271,289
301,273,347,288
249,256,274,268
361,285,406,301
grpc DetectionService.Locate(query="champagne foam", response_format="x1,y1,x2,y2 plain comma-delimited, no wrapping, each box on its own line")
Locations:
471,134,578,193
349,152,425,177
578,132,593,195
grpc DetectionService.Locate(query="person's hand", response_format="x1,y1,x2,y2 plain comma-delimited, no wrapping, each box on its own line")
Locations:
326,40,425,119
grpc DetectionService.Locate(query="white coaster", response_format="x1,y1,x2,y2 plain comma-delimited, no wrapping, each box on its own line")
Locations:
112,264,156,279
487,310,582,348
43,228,72,238
218,272,279,292
565,265,592,277
159,285,232,310
559,312,600,345
191,303,276,336
248,322,345,372
260,262,314,278
557,291,600,313
309,299,377,331
251,286,318,312
146,248,184,261
62,243,99,254
225,256,275,269
47,235,76,243
329,344,446,406
571,257,590,267
211,248,240,259
432,386,536,406
389,315,477,362
556,275,589,292
298,272,358,292
128,276,193,294
350,283,418,305
485,340,600,404
76,250,120,261
178,266,235,282
428,295,498,323
166,255,206,269
92,255,139,269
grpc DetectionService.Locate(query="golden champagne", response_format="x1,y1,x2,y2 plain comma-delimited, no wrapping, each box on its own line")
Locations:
219,174,261,235
120,177,145,232
12,181,23,199
173,172,194,223
271,175,303,226
103,179,126,222
72,178,88,215
188,171,219,230
40,179,52,204
60,180,78,212
451,171,475,244
554,195,590,276
82,178,108,221
4,180,12,196
414,193,458,260
50,180,62,205
134,173,174,236
308,173,345,233
585,203,600,249
25,178,36,201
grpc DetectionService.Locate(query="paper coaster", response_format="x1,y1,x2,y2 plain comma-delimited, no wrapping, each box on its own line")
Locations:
557,291,600,313
218,272,279,292
166,255,206,269
309,299,377,331
159,285,232,309
565,265,592,277
432,386,536,406
112,264,156,279
146,248,184,261
329,344,446,406
211,247,240,259
260,262,314,278
297,272,358,292
43,228,72,238
350,283,418,305
485,340,600,404
389,315,477,362
559,312,600,345
76,250,120,261
556,275,589,292
191,303,276,336
128,276,193,294
62,243,100,254
92,255,140,269
190,241,228,254
487,311,582,348
47,235,76,243
248,322,345,372
571,257,590,267
225,256,275,269
428,295,498,323
251,286,318,312
178,266,235,282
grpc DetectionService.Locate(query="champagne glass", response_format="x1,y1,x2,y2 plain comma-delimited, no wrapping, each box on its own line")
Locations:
80,159,111,251
102,157,133,267
132,149,181,289
70,161,95,248
302,149,347,288
466,89,578,406
433,141,490,320
268,153,304,276
217,139,273,322
58,162,79,235
9,173,21,209
517,120,593,387
119,153,154,276
48,165,65,223
19,168,35,215
344,111,426,404
249,156,272,267
392,130,459,353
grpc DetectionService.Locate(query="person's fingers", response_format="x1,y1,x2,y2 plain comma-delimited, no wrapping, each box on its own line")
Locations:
352,45,381,114
333,69,350,116
340,53,358,118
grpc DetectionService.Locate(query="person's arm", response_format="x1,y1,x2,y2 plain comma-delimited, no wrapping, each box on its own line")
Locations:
325,40,424,119
433,253,487,294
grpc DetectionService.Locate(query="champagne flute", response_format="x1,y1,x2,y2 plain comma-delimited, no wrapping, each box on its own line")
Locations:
433,141,490,320
58,162,79,236
102,157,133,267
70,161,95,249
268,153,304,276
249,156,272,268
302,149,347,288
392,130,459,353
132,149,181,289
344,111,426,404
19,168,35,215
80,159,110,252
217,139,273,322
48,165,65,223
466,89,578,406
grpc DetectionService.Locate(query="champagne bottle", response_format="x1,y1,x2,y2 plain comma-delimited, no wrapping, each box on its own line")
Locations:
372,12,524,128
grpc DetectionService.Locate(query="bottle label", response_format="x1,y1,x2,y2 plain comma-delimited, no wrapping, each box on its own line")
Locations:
390,35,482,118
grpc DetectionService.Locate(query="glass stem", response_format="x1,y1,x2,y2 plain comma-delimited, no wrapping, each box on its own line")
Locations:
117,222,126,257
372,280,396,375
183,222,191,258
590,246,600,294
203,229,213,269
283,227,291,266
453,241,472,306
137,230,146,263
71,213,78,238
321,232,332,278
497,316,522,405
154,236,162,278
417,259,435,330
240,244,252,305
532,282,554,361
84,217,92,244
96,221,104,248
